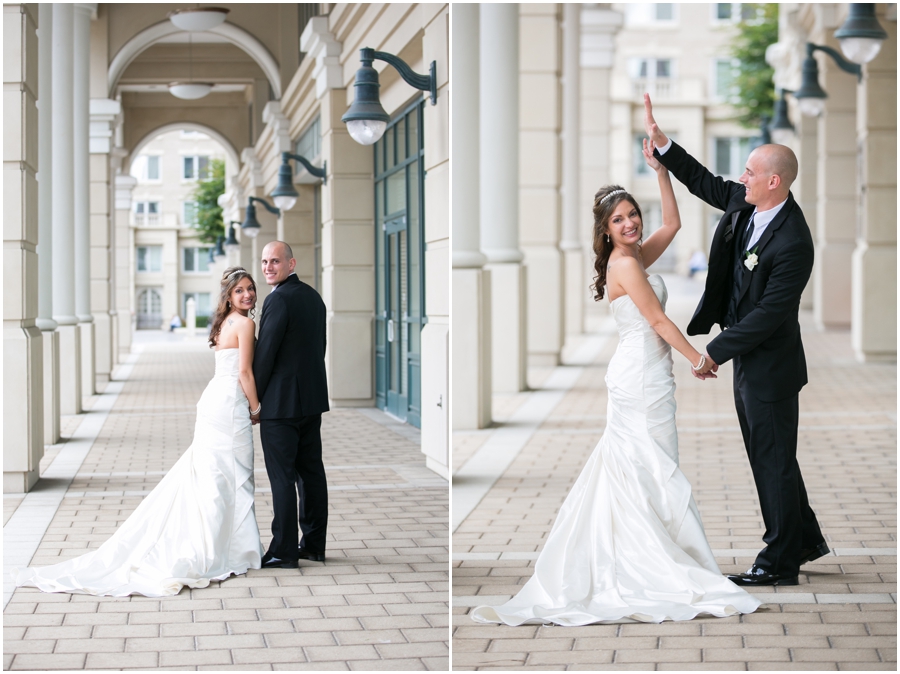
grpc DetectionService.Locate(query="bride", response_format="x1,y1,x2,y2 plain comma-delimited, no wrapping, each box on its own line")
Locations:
471,140,761,626
14,267,265,597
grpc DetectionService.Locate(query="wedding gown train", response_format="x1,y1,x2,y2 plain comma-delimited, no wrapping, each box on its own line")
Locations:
471,275,761,626
14,348,264,597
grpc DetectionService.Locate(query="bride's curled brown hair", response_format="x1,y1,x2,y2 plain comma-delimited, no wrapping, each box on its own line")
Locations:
208,266,256,348
590,185,642,301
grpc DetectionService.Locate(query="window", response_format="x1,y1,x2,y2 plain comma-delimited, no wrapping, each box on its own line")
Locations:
296,116,322,163
714,58,741,102
136,245,162,272
626,3,677,24
182,155,210,180
134,201,160,225
183,201,198,226
131,155,161,182
714,137,753,177
182,246,211,273
714,3,762,23
182,292,212,318
629,58,673,81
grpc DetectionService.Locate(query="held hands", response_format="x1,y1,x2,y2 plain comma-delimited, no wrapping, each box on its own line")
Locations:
643,93,669,149
691,353,718,380
642,138,664,173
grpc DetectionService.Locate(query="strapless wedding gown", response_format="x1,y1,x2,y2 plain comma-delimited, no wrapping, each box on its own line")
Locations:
472,275,761,625
14,348,264,597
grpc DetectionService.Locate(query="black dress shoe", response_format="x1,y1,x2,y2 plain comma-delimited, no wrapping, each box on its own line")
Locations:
297,547,325,562
727,565,798,586
261,553,298,569
799,542,830,566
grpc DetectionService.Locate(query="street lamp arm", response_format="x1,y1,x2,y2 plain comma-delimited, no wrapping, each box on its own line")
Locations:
808,42,862,82
282,152,327,183
248,196,281,215
368,48,437,104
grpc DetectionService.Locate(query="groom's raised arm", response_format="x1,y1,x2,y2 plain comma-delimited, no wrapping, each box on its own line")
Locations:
253,292,289,400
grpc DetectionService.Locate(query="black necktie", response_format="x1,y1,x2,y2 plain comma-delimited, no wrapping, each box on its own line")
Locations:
743,214,756,251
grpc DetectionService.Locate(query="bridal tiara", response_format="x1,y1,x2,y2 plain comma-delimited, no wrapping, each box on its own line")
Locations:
227,268,246,280
598,189,627,206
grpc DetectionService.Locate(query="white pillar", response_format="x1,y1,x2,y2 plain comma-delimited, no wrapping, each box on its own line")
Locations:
453,4,492,429
560,3,583,345
480,3,526,394
113,174,137,358
90,98,120,387
851,6,896,362
51,2,81,415
4,3,43,493
520,4,563,366
36,2,60,446
421,4,450,477
74,3,95,397
579,7,623,329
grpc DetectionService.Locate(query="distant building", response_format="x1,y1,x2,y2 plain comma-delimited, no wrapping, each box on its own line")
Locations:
129,129,228,329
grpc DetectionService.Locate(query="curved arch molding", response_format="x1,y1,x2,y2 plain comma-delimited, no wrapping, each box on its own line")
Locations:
108,20,282,99
128,122,241,175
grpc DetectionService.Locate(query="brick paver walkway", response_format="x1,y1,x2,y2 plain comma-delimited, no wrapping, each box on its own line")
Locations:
452,274,896,671
4,333,448,671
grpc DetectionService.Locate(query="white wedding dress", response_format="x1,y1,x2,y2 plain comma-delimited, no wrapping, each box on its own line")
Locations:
14,348,264,597
472,275,761,626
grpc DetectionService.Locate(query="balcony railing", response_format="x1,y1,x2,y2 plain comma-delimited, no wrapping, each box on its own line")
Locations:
631,78,676,99
134,213,160,226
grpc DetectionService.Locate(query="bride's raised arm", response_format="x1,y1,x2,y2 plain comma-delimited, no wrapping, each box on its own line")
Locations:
236,317,261,420
639,138,681,269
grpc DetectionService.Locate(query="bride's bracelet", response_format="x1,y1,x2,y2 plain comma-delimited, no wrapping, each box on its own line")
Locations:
250,403,261,415
691,354,706,372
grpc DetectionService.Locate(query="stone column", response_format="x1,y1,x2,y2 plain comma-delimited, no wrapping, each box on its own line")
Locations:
579,7,622,329
793,108,817,312
89,98,119,388
452,3,492,429
560,3,583,344
113,174,136,358
851,6,897,361
4,3,43,492
74,3,94,396
279,190,316,286
814,35,856,329
421,3,450,477
51,2,81,415
37,2,60,446
520,4,563,366
480,3,526,394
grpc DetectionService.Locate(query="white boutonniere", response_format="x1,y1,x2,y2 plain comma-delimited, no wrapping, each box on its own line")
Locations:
744,246,759,271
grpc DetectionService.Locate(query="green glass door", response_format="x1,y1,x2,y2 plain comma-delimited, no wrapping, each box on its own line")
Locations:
374,101,425,427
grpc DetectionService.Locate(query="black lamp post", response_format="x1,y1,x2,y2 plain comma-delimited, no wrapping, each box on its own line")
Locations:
270,152,327,211
207,246,216,265
241,197,280,239
224,221,240,252
834,3,889,64
793,42,862,117
341,47,437,145
769,88,795,145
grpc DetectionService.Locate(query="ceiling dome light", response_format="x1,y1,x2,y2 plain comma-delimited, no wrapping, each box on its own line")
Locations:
168,7,229,31
168,82,214,100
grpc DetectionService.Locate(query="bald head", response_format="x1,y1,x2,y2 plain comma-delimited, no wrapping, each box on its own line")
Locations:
260,240,296,286
755,144,798,191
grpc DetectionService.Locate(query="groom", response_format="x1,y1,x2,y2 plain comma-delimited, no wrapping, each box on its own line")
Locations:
644,95,828,586
254,241,330,568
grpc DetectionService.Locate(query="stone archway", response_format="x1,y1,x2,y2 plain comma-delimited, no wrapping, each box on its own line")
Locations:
128,122,241,181
107,20,282,99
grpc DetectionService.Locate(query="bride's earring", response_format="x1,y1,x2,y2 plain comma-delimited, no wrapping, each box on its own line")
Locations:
606,233,610,244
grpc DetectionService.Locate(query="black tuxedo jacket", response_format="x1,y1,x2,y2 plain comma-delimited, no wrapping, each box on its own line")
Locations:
656,142,813,402
253,274,330,419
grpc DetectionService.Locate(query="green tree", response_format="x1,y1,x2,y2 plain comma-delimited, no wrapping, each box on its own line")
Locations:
190,157,225,244
728,3,779,129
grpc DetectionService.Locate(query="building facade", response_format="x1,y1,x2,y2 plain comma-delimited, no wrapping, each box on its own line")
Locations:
5,2,450,494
